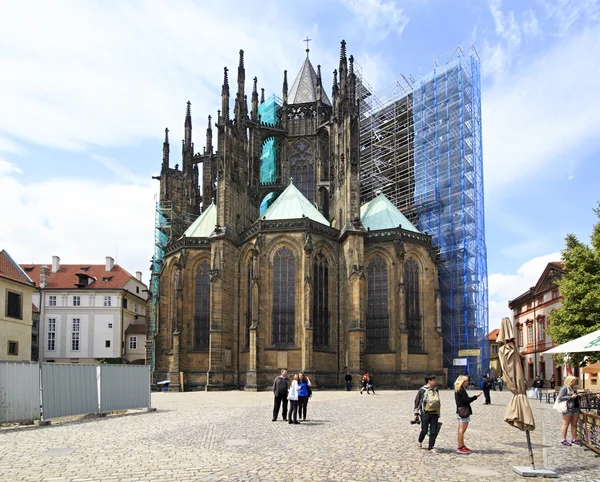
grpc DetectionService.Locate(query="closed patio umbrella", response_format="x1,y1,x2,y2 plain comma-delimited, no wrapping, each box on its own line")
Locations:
498,317,555,477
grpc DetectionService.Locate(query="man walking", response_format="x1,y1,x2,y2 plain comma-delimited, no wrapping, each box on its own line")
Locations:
272,369,289,421
413,375,441,453
345,371,352,391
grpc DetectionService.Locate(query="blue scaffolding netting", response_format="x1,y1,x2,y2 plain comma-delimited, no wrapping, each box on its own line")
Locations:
258,95,281,215
358,49,489,385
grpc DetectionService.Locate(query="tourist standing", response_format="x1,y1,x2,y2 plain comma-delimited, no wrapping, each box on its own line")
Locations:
272,369,289,422
482,374,491,405
455,375,482,454
497,376,504,392
413,375,441,453
345,371,352,391
533,376,544,401
287,373,300,424
297,372,312,421
558,375,582,446
550,375,556,390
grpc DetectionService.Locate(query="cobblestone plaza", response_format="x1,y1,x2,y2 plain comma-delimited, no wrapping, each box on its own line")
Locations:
1,390,598,481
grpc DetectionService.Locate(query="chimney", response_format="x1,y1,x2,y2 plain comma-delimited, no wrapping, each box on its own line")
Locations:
135,271,142,282
105,256,114,272
40,265,49,288
51,256,60,273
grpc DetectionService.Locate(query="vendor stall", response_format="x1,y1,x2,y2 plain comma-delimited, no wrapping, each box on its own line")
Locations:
577,393,600,455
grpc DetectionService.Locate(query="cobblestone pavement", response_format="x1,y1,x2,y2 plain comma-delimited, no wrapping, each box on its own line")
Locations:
1,389,599,481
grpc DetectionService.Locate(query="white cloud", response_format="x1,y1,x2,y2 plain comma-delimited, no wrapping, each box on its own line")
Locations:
522,9,542,38
540,0,600,36
0,159,155,277
489,0,522,45
0,0,323,153
487,252,561,329
482,24,600,191
341,0,409,40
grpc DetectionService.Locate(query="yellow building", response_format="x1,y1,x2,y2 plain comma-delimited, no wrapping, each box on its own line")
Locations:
0,250,35,361
487,328,501,377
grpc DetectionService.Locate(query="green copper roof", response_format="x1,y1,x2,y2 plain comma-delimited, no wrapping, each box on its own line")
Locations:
182,201,217,238
360,192,420,233
261,181,330,226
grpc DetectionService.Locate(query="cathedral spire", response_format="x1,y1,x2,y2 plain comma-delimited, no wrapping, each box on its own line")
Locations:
235,50,246,124
339,40,348,97
251,76,259,121
332,69,339,100
282,70,288,105
184,101,192,148
316,64,323,102
260,88,265,104
206,115,213,154
221,67,230,122
161,127,170,173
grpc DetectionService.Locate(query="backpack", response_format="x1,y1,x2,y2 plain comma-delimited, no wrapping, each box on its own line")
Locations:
423,389,441,412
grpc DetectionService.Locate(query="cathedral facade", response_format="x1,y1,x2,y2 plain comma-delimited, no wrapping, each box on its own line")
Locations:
153,41,445,390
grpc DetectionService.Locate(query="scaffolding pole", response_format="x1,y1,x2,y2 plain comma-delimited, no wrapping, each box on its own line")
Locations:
358,49,489,385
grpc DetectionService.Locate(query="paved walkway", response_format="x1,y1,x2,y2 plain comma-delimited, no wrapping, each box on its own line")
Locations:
1,389,599,481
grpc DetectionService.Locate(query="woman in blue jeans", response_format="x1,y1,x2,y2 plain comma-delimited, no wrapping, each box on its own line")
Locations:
297,372,312,421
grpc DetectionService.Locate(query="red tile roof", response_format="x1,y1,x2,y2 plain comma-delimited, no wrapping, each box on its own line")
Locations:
0,250,34,286
20,263,136,290
32,303,39,313
487,328,500,341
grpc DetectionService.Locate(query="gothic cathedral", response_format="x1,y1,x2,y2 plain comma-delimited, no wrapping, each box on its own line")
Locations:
153,41,445,390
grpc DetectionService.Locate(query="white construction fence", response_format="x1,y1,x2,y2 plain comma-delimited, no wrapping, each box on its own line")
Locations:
0,362,151,424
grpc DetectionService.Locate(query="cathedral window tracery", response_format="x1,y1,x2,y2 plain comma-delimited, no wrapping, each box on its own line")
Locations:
405,258,423,352
194,261,210,351
290,140,315,202
272,246,296,345
366,256,389,350
313,252,329,347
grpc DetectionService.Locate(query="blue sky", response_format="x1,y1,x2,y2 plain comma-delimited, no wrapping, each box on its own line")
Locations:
1,0,599,328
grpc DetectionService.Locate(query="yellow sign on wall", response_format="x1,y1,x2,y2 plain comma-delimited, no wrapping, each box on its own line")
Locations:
458,349,481,357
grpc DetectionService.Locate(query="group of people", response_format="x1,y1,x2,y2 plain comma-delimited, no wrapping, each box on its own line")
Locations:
342,371,376,393
413,374,483,454
272,369,312,424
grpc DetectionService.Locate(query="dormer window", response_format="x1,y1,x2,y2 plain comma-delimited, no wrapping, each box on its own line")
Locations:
80,266,90,272
102,277,113,282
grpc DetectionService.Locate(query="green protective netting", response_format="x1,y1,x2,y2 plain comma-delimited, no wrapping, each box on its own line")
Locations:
258,95,280,184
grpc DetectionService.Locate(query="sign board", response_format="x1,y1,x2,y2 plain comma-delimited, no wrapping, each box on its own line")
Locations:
458,349,481,357
453,358,468,366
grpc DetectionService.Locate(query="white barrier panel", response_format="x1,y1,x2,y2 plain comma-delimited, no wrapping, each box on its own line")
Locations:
100,365,150,412
0,362,40,423
41,363,98,419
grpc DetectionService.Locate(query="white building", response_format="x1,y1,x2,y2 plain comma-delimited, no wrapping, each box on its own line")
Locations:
21,256,148,364
508,262,565,386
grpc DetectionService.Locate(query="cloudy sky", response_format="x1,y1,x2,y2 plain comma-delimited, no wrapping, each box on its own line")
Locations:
1,0,599,329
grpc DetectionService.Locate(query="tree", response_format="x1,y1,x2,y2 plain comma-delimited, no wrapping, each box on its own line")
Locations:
548,203,600,368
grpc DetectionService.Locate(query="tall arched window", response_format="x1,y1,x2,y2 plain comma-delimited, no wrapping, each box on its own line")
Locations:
272,247,295,344
366,256,389,350
290,140,315,202
170,268,180,351
405,258,422,352
194,261,210,351
313,253,329,347
246,260,253,347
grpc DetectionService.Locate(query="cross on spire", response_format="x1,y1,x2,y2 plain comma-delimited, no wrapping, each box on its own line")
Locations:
304,36,312,57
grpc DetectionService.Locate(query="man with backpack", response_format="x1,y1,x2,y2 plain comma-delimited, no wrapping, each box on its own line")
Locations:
413,375,441,453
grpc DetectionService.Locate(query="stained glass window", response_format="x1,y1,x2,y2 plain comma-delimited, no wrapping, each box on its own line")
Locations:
194,261,210,351
366,256,389,350
405,258,422,352
290,140,315,202
246,260,253,347
313,253,329,347
272,247,295,344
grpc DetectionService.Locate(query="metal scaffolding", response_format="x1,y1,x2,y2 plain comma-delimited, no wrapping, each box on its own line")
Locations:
149,201,196,371
358,48,489,384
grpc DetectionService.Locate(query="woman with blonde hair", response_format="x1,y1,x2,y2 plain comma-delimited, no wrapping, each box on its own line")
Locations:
454,375,482,454
558,375,582,446
287,373,301,424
